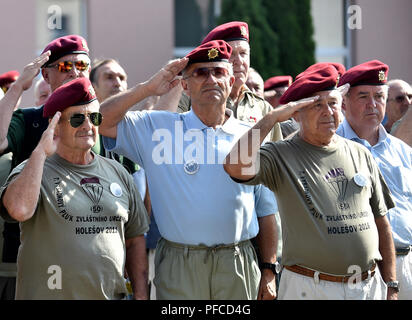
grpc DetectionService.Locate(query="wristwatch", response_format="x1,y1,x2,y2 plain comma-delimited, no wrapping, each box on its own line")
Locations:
259,261,281,275
386,281,400,293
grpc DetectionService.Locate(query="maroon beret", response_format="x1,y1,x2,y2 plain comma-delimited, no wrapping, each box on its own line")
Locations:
296,62,346,80
43,78,96,118
0,70,19,87
185,40,232,65
279,65,340,104
41,35,89,67
264,76,293,91
338,60,388,87
201,21,249,44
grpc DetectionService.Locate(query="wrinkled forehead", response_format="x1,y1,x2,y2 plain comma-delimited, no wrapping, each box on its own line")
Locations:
313,89,342,101
62,99,100,116
349,84,387,96
227,40,250,53
389,82,412,96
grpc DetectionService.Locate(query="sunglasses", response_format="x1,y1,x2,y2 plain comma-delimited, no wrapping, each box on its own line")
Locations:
390,94,412,104
68,112,103,128
184,67,229,80
46,60,90,73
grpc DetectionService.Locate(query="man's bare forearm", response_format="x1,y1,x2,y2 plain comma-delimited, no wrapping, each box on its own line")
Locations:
2,147,46,221
224,110,278,180
125,235,148,300
375,215,397,300
0,83,24,154
99,82,151,138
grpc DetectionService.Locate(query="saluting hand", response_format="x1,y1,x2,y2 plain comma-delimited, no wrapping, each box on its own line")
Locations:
144,58,189,97
36,112,61,157
272,95,320,124
15,51,51,91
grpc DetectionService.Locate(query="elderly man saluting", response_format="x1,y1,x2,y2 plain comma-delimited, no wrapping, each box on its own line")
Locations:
0,78,149,299
224,63,397,300
99,40,279,300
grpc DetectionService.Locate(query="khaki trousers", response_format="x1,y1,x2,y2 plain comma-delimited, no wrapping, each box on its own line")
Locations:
154,238,260,300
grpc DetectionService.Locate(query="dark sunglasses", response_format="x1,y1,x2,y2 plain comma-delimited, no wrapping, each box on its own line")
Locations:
68,112,103,128
46,60,90,73
391,94,412,104
184,67,229,80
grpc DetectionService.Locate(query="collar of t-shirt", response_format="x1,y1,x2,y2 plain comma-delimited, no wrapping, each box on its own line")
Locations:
184,108,238,135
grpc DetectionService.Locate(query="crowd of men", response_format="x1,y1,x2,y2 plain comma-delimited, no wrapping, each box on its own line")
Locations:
0,20,411,300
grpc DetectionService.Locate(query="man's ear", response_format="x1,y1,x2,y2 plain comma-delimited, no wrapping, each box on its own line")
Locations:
181,79,191,97
41,69,50,84
229,74,235,87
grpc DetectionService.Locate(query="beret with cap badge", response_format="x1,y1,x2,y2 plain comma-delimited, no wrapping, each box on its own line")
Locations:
338,59,388,87
201,21,249,44
43,78,96,118
280,64,340,104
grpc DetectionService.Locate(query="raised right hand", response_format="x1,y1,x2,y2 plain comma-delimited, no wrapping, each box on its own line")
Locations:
15,51,51,91
36,112,61,157
273,95,320,123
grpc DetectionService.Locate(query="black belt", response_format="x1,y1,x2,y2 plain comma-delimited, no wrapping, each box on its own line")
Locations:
396,246,412,256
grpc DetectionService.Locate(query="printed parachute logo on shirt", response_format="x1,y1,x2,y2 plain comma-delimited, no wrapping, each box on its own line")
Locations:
324,168,349,210
80,177,103,213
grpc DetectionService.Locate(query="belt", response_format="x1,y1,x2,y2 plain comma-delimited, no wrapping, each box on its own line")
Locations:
396,246,412,256
284,264,376,283
163,239,251,263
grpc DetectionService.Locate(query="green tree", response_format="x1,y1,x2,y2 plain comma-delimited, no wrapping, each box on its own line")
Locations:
217,0,281,80
217,0,316,79
263,0,315,77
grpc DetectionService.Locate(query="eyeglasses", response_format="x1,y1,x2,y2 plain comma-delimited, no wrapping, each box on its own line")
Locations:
68,112,103,128
46,60,90,73
389,94,412,104
184,67,229,80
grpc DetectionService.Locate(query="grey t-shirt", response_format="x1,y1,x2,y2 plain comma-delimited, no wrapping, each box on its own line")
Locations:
0,153,149,299
240,134,394,274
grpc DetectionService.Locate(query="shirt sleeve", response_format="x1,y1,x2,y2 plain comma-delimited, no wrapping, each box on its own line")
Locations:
102,111,150,168
369,156,396,218
5,109,26,156
254,184,278,217
123,169,150,239
0,160,30,222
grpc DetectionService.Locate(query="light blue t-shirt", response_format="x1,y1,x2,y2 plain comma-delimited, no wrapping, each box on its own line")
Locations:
103,109,277,246
337,119,412,248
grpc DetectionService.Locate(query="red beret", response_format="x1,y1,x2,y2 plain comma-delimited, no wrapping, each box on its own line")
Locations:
201,21,249,44
41,35,89,67
0,70,19,87
279,65,339,104
264,76,293,91
296,62,346,80
185,40,232,65
43,78,96,118
338,60,388,87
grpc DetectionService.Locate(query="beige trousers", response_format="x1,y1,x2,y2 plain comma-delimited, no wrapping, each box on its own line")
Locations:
154,238,260,300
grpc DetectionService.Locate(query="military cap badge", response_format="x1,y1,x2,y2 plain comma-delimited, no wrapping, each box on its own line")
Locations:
208,48,219,60
378,70,386,82
240,26,248,37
